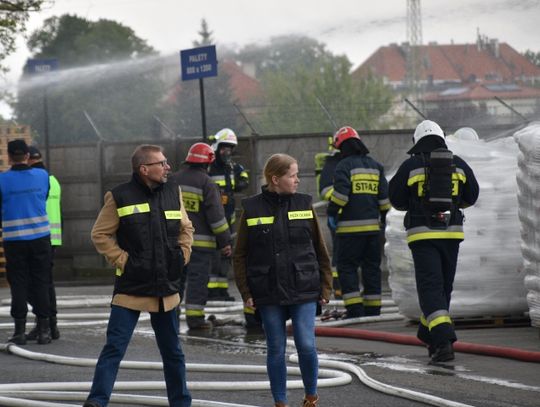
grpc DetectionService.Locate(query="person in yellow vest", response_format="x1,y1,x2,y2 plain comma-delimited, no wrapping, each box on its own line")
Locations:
26,146,62,340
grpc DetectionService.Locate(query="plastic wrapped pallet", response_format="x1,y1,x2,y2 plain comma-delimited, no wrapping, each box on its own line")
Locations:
514,122,540,328
386,134,528,320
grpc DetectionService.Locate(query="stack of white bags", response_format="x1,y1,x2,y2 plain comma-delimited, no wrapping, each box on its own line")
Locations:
514,122,540,328
386,130,528,320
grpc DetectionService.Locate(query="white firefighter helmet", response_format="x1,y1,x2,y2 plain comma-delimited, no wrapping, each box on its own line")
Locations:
413,120,445,144
211,128,238,151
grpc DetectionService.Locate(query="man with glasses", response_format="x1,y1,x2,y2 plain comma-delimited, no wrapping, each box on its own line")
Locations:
83,144,194,407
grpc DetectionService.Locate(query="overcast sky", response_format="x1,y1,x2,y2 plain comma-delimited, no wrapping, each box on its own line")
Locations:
2,0,540,111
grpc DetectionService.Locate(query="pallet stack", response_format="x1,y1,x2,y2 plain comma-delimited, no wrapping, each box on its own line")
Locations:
0,124,33,287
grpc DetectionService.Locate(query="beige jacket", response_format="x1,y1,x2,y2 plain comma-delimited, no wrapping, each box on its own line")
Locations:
91,188,194,312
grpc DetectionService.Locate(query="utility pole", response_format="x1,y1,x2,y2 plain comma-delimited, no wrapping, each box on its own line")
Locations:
406,0,423,101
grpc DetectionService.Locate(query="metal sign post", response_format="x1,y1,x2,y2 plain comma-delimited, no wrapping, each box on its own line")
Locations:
180,45,218,141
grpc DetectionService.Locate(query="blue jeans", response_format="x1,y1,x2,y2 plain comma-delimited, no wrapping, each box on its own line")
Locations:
86,305,191,407
258,301,318,404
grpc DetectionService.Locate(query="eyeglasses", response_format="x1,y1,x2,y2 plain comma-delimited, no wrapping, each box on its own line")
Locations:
142,160,168,167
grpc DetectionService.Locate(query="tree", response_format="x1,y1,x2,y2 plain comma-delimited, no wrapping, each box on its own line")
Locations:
0,1,50,74
524,50,540,67
156,18,240,139
237,35,393,134
193,18,214,47
14,14,165,143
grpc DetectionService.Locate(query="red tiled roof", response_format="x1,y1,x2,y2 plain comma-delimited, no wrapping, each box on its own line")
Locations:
220,60,263,104
353,42,540,84
162,59,262,106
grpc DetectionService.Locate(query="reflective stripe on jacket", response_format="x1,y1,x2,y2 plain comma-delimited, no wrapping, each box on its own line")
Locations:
170,165,231,251
111,173,185,296
388,151,479,243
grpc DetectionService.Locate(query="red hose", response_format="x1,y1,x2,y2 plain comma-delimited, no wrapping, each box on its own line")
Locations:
314,326,540,363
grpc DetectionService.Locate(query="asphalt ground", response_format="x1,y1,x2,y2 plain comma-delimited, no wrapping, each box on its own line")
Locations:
0,283,539,407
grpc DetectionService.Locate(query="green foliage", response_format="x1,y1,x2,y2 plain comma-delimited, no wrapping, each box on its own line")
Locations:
15,14,165,143
0,1,48,74
238,35,393,134
193,18,214,47
156,18,242,139
524,49,540,67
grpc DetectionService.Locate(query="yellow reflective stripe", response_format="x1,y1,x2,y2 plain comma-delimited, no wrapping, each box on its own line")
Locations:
193,240,217,248
246,216,274,226
207,281,229,288
336,224,380,234
343,297,363,306
240,171,248,178
407,173,426,186
116,268,123,276
182,191,203,201
351,173,380,181
379,203,392,211
428,315,452,330
244,306,255,315
212,223,229,234
164,210,182,219
288,210,313,220
453,172,466,183
332,270,339,278
322,186,334,201
420,315,428,327
407,231,464,243
117,203,150,217
215,179,226,186
364,299,382,307
186,309,205,317
330,195,347,206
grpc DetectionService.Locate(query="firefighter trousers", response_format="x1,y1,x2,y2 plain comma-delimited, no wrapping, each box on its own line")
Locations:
184,249,214,321
409,239,460,347
336,233,382,317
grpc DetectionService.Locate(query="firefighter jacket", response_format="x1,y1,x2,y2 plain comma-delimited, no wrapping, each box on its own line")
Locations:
233,187,333,307
31,162,62,246
170,164,231,251
388,150,479,244
92,173,193,298
209,159,249,226
318,152,342,201
327,154,391,235
0,164,50,241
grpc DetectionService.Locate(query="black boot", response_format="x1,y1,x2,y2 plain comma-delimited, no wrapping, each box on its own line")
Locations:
26,318,39,341
50,316,60,340
8,318,27,345
431,342,454,363
36,318,52,344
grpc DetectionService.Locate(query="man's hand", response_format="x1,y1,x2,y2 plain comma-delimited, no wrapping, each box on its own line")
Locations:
221,244,232,257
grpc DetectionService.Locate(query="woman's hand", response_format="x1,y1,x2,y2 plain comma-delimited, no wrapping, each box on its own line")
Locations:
245,297,255,308
319,297,329,305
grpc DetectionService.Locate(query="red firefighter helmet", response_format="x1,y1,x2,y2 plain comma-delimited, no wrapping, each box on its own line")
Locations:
333,126,360,149
186,142,215,164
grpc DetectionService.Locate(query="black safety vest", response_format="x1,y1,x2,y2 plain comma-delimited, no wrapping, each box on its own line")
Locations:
111,174,184,296
242,189,320,306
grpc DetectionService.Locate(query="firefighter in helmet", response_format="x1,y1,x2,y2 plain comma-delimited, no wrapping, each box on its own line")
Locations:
389,120,479,362
170,142,232,329
327,126,390,318
315,137,343,298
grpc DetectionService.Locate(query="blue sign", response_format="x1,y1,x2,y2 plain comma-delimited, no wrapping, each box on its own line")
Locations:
180,45,217,81
26,58,59,74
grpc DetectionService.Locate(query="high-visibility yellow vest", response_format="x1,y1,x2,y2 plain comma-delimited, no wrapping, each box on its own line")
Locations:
47,175,62,246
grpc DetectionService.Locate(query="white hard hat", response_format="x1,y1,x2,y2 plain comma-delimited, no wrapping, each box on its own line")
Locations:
211,128,238,151
413,120,445,144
